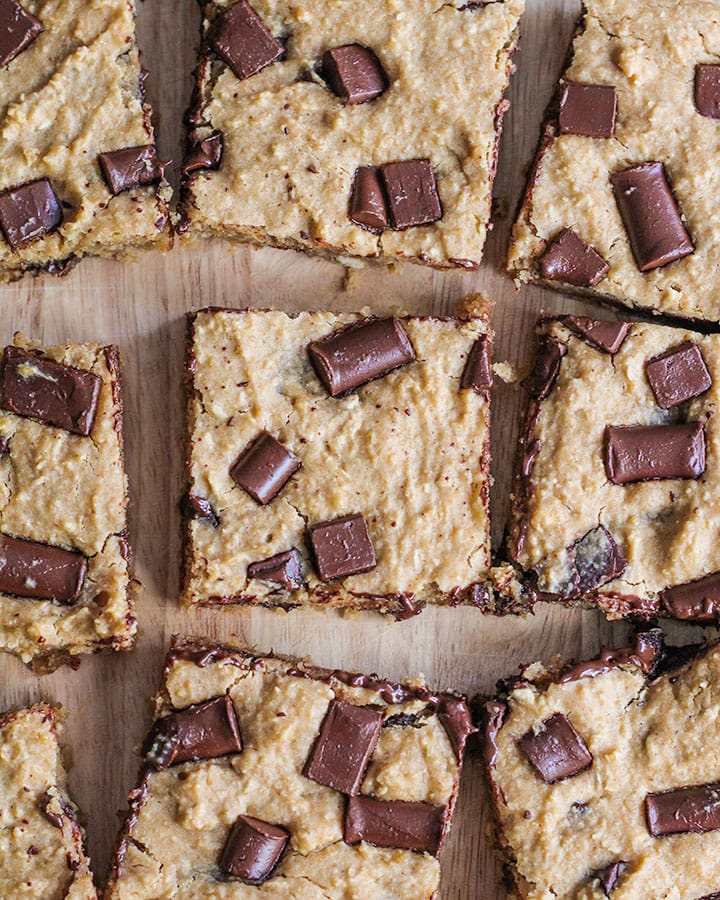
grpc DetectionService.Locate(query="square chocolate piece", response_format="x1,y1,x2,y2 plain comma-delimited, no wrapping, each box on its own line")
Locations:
0,0,171,282
182,302,494,616
508,0,720,322
507,316,720,623
0,337,135,669
106,636,474,899
481,632,720,898
179,0,525,269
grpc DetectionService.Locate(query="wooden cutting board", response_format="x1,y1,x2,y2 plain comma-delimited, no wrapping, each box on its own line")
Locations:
0,0,712,896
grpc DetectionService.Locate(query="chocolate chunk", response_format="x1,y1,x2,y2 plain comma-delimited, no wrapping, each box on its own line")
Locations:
349,167,388,231
0,179,62,249
661,571,720,621
564,316,630,354
181,492,220,528
479,699,507,772
230,432,301,505
437,696,476,760
0,534,86,603
308,318,415,397
570,525,627,596
603,423,706,484
461,335,492,393
524,335,567,400
695,65,720,119
99,145,162,195
611,162,694,272
344,796,444,855
645,782,720,837
219,815,288,884
323,44,386,104
559,630,664,683
207,0,283,81
0,0,42,66
558,82,617,138
517,713,593,784
0,347,101,436
247,548,303,589
304,699,382,794
539,229,610,287
145,695,242,768
308,514,376,581
380,160,442,229
645,342,712,409
181,133,223,176
596,861,627,894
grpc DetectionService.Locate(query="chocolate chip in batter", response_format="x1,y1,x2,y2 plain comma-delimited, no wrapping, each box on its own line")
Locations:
603,423,706,484
380,160,442,229
539,229,610,287
645,782,720,837
695,65,720,119
230,432,301,505
181,492,220,528
517,713,593,784
181,133,223,176
0,179,62,249
322,44,386,104
308,318,415,397
219,815,288,883
308,514,376,581
524,335,567,399
558,82,617,138
596,861,627,894
0,534,87,603
99,145,163,195
207,0,284,81
349,167,388,231
0,346,101,436
304,699,382,794
570,525,627,596
145,695,242,768
611,162,694,272
661,571,720,621
645,342,712,409
461,335,492,393
344,796,444,855
564,316,630,354
247,548,303,589
0,0,42,67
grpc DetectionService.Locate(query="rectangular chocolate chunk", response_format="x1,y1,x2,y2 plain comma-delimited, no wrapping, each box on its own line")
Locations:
539,228,610,287
349,167,388,231
461,335,493,393
323,44,386,104
304,699,382,794
558,82,617,138
0,0,42,66
98,145,162,195
646,342,712,409
0,533,87,604
564,316,630,354
380,160,442,230
0,346,101,437
144,695,242,768
0,179,62,249
646,782,720,837
344,795,444,855
517,713,593,784
219,815,288,883
207,0,283,81
230,431,301,505
308,514,377,581
524,335,567,400
696,65,720,119
247,548,303,589
603,423,706,484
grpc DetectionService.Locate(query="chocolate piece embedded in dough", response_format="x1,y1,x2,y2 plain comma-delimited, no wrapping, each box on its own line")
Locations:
564,317,630,354
181,133,223,176
461,335,492,393
645,342,712,409
344,795,444,854
304,699,382,794
0,0,42,66
0,179,62,249
323,44,386,104
695,64,720,119
145,695,242,768
540,229,610,287
517,713,593,784
661,571,720,621
349,167,388,231
248,548,303,589
380,160,442,229
0,534,87,603
524,335,567,400
219,815,288,883
99,145,162,195
603,423,706,484
308,514,377,581
230,431,301,505
207,0,283,81
558,82,617,138
645,782,720,837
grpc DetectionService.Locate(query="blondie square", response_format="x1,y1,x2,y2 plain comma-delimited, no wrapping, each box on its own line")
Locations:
182,302,493,617
178,0,524,270
507,0,720,322
105,636,474,899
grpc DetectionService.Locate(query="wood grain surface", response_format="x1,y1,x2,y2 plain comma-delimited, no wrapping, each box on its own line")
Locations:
0,0,714,897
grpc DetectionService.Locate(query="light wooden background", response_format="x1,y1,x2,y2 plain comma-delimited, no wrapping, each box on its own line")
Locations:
0,0,714,896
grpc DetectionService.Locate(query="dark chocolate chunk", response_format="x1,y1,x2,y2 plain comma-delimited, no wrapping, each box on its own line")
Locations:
539,229,610,287
308,514,376,581
645,342,712,409
219,815,288,884
98,145,162,195
344,796,444,855
247,548,303,589
569,525,627,596
558,82,617,138
380,160,442,229
661,571,720,621
603,423,706,484
559,630,664,683
230,432,301,505
323,44,386,104
145,695,242,768
181,492,220,528
461,335,492,393
0,179,62,249
524,335,567,400
645,782,720,837
0,0,42,66
695,65,720,119
437,696,476,760
349,167,388,231
611,162,694,272
308,318,415,397
596,861,627,894
304,699,382,794
564,316,630,354
207,0,283,81
0,346,101,436
181,133,223,176
517,713,593,784
0,534,86,603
